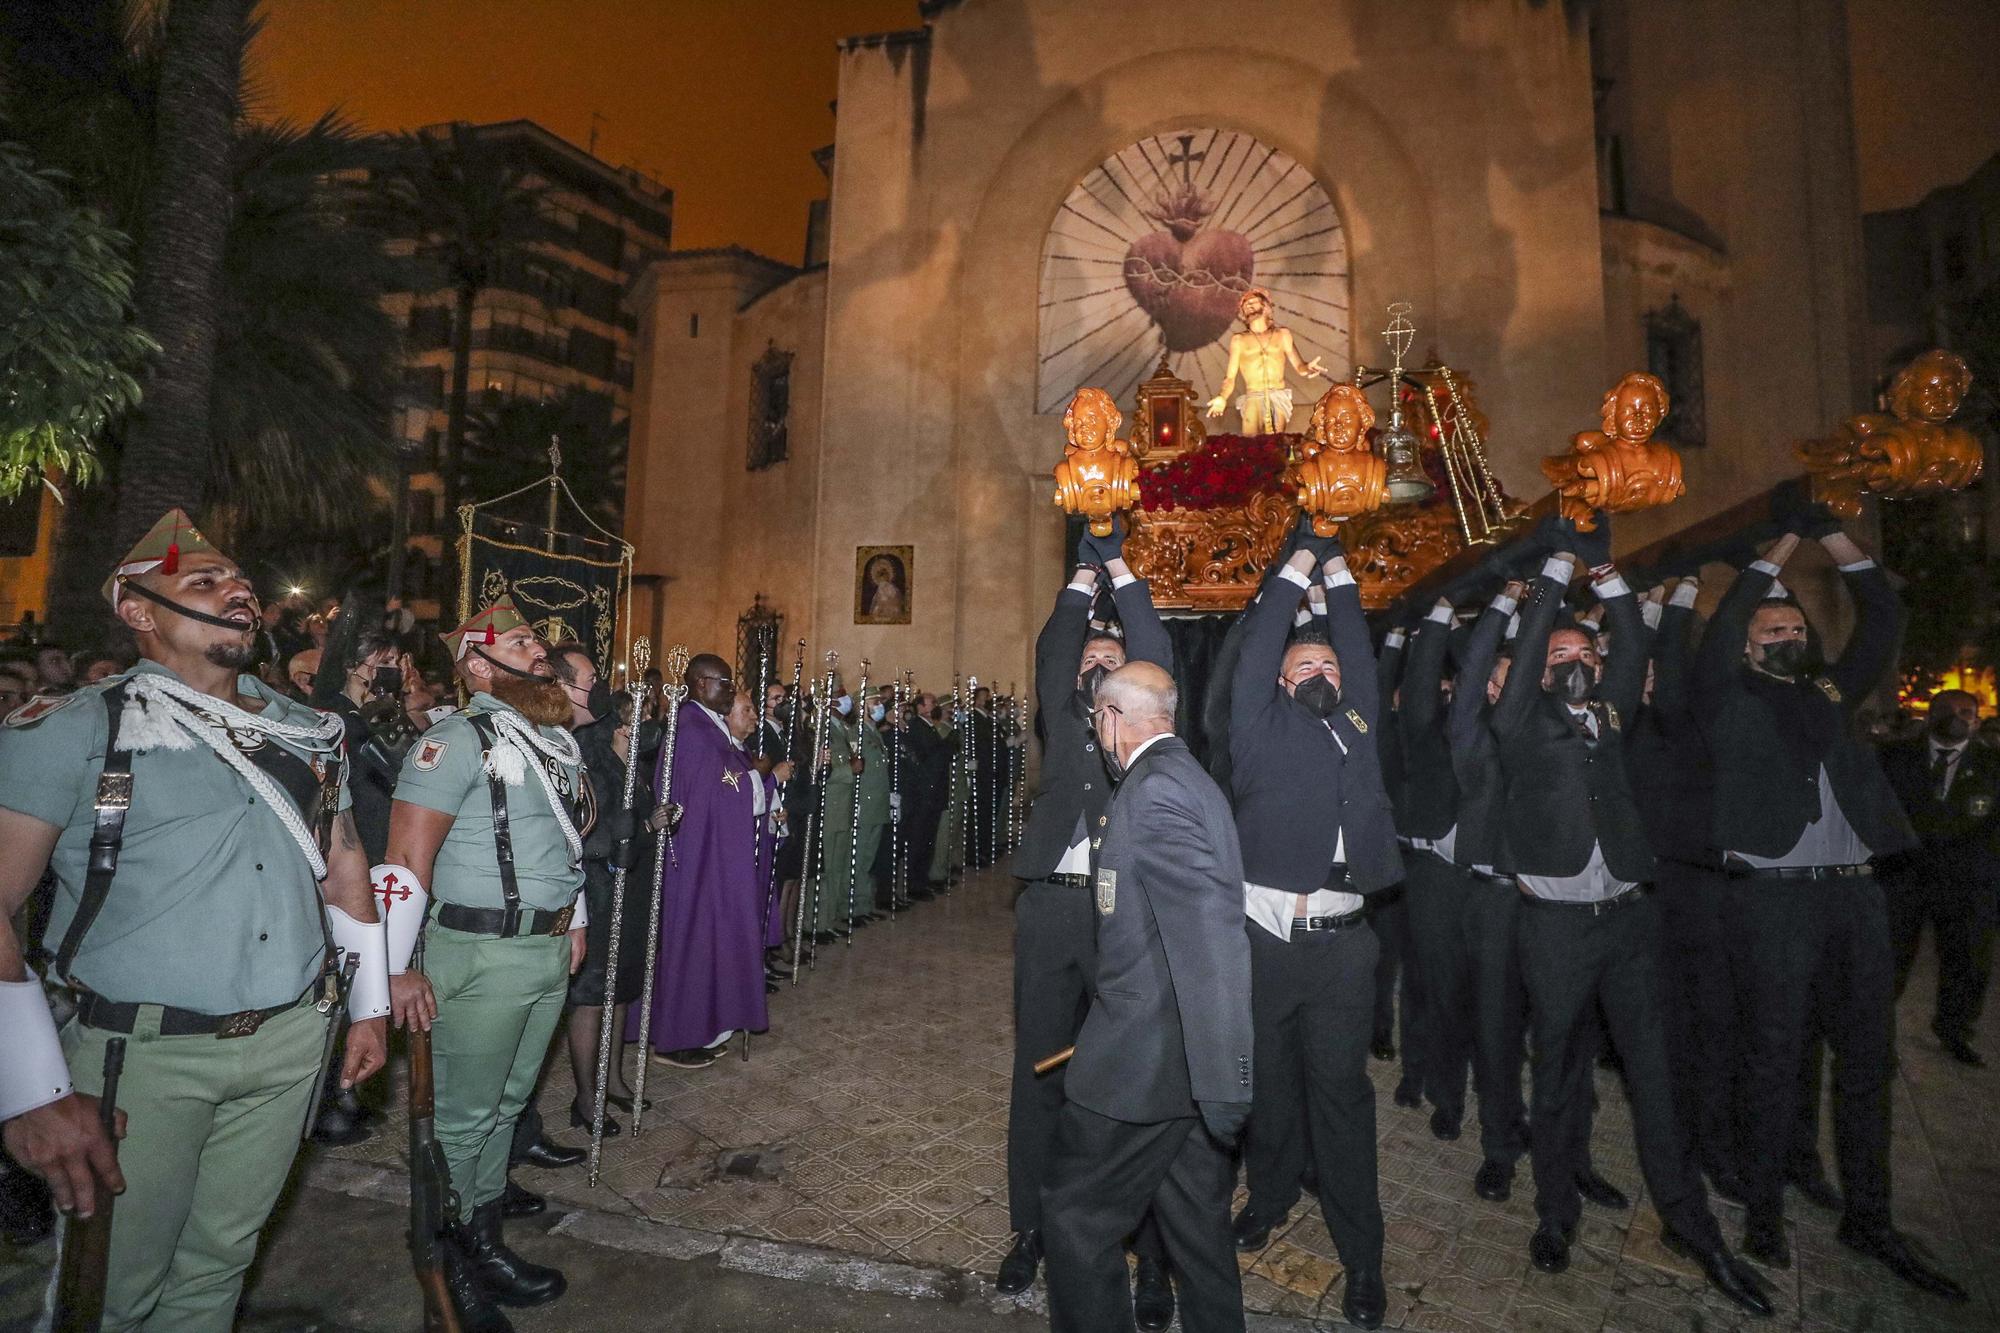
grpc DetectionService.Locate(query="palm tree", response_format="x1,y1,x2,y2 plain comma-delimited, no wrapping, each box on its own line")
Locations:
114,0,257,550
461,387,629,532
377,124,549,523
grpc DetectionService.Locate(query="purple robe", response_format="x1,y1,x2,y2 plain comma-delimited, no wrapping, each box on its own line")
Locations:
628,700,769,1052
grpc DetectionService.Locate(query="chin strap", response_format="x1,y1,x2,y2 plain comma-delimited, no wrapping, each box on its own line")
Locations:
469,645,549,683
120,579,256,631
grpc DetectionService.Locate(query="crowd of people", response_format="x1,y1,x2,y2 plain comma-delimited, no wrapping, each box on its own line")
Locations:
1006,506,1990,1333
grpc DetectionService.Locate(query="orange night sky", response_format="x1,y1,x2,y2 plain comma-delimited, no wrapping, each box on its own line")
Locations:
253,1,2000,261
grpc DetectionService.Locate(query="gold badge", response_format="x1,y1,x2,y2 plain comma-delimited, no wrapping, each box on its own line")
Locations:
1969,793,1994,820
1815,677,1844,704
1095,868,1116,916
1345,708,1368,733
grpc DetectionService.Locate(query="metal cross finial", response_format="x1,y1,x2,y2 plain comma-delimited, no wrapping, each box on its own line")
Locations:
631,636,652,680
660,644,691,704
1382,303,1416,378
548,435,563,475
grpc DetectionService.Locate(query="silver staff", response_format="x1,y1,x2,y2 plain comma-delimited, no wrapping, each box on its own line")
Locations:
588,638,652,1185
630,643,690,1137
845,660,870,943
794,652,837,979
764,640,805,945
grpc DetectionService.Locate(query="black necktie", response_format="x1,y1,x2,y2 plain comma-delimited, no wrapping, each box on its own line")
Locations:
1932,747,1955,800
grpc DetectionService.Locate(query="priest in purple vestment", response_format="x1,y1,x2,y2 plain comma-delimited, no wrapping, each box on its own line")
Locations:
628,654,770,1067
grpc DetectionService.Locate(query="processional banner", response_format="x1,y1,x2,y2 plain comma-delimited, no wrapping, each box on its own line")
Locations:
459,511,628,674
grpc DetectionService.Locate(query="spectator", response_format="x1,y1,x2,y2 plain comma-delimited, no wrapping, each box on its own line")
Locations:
33,647,73,693
74,653,126,685
0,662,36,716
286,648,321,700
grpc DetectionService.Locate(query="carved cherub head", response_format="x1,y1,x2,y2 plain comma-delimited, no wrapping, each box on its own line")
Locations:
1237,286,1274,328
1062,388,1124,451
1307,383,1377,453
1887,350,1973,425
1598,372,1670,445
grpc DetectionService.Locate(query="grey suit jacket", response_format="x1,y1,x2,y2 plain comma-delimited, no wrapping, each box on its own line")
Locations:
1067,735,1254,1125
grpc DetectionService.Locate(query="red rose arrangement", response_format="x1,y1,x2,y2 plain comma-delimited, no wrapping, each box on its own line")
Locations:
1138,433,1294,511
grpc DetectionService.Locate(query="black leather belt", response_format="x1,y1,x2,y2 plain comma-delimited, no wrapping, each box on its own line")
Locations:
1464,867,1515,887
1723,861,1873,881
1520,887,1646,915
434,901,576,938
1292,910,1366,934
74,976,322,1039
1044,873,1091,889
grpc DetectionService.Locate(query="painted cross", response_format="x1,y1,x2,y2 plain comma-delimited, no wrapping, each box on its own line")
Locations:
374,871,415,914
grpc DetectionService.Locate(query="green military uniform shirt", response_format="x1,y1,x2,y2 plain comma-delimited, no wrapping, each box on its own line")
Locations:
0,662,350,1014
858,722,891,825
823,713,858,828
395,693,584,911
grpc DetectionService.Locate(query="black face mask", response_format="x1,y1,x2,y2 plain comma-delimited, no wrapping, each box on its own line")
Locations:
585,679,614,723
1932,713,1974,743
1759,640,1813,679
1550,659,1597,705
1077,664,1109,708
1294,675,1341,719
369,665,403,697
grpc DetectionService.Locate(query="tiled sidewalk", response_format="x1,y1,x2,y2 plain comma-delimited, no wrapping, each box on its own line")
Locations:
328,870,2000,1331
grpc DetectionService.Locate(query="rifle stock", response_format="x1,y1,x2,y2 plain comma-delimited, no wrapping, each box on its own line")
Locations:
407,1026,463,1333
51,1038,124,1333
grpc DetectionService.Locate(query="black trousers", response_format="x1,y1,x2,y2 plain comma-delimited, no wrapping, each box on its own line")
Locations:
1243,920,1384,1271
1726,875,1895,1232
1368,887,1425,1091
1043,1105,1241,1333
1517,892,1719,1247
1888,865,1996,1044
1406,853,1528,1165
1655,859,1740,1180
1007,880,1098,1235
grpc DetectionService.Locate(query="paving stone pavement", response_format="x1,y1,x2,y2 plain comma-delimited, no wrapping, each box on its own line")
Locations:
321,868,2000,1332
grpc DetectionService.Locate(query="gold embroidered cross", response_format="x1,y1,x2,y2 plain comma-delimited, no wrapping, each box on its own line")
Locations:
721,770,741,791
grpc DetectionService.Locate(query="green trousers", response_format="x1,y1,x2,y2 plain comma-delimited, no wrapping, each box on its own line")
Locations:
813,818,886,931
425,924,569,1211
60,998,325,1332
931,781,966,883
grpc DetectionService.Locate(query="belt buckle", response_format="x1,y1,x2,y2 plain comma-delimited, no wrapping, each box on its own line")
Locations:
217,1008,267,1039
548,905,575,936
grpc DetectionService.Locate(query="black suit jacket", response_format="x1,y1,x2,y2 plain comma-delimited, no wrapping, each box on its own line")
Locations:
1625,599,1715,863
1447,593,1510,869
1490,563,1656,883
1397,610,1459,840
1692,560,1916,860
1880,738,2000,879
906,718,954,814
1228,561,1402,894
1015,576,1172,879
1068,735,1253,1124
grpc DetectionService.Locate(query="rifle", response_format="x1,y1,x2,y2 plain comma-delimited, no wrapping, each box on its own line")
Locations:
51,1038,125,1333
407,1025,463,1333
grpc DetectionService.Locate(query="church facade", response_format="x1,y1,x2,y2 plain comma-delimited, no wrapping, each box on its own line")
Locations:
622,0,1868,687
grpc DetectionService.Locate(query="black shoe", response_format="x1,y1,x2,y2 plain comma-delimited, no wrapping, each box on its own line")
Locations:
1429,1106,1461,1141
460,1201,566,1307
1741,1219,1791,1269
1342,1264,1386,1329
569,1101,619,1138
1133,1255,1174,1332
994,1230,1041,1295
1370,1037,1396,1061
653,1047,719,1069
1660,1229,1774,1318
909,886,937,902
1530,1221,1572,1274
1787,1164,1842,1211
1836,1222,1969,1302
765,962,794,981
500,1179,545,1219
812,931,839,944
443,1228,516,1333
311,1100,372,1148
1474,1159,1514,1202
1232,1204,1280,1251
1574,1168,1628,1210
1392,1080,1423,1109
516,1135,586,1170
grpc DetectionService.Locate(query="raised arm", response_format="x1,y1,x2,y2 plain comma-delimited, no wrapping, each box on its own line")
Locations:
1035,568,1096,722
1595,566,1648,725
1652,579,1699,721
1321,553,1377,724
1449,583,1519,750
1110,566,1173,673
1375,615,1407,717
1693,532,1800,702
1493,553,1575,737
1399,600,1454,737
1819,530,1905,707
1231,545,1315,735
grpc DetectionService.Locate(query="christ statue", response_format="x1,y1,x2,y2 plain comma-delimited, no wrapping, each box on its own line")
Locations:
1205,287,1325,436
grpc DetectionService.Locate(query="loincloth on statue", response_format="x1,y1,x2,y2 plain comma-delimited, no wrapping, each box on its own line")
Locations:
1235,386,1295,430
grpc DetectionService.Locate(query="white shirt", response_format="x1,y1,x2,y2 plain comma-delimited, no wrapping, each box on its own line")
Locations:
1731,764,1872,869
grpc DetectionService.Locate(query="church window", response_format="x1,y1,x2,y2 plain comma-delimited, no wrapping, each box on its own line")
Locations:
748,344,794,471
1644,297,1705,448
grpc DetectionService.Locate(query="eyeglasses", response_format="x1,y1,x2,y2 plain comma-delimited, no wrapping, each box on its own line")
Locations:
697,675,734,691
1089,702,1124,728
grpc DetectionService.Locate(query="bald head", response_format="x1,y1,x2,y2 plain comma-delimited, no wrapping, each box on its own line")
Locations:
1094,662,1176,769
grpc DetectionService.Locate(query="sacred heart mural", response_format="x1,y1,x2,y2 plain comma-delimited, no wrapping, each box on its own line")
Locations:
1038,131,1351,415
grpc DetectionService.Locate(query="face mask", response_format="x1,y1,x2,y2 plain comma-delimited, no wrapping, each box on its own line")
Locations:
586,679,614,723
1077,663,1109,707
1293,675,1341,719
835,694,853,716
369,665,403,697
869,703,886,724
1933,713,1974,743
1550,659,1596,704
1759,640,1811,679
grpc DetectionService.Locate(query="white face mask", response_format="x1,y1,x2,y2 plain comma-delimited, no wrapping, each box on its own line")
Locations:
835,695,853,716
869,703,886,723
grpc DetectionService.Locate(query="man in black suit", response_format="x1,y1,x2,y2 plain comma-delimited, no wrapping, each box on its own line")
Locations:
1495,516,1769,1316
1226,517,1400,1329
1882,688,2000,1066
999,517,1175,1326
1695,510,1964,1301
1041,662,1253,1333
902,691,955,901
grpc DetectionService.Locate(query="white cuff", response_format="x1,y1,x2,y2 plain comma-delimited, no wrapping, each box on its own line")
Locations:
1770,578,1790,600
1591,573,1630,600
1540,555,1575,582
1110,572,1137,589
1064,580,1093,596
1640,600,1663,629
1670,580,1700,609
1749,559,1783,577
570,888,588,931
326,906,390,1022
1383,628,1407,649
1837,559,1877,573
0,979,71,1122
370,863,429,975
1577,618,1601,635
1322,559,1355,589
1425,600,1453,625
1293,608,1313,628
1277,563,1311,589
1491,593,1519,617
1505,612,1521,642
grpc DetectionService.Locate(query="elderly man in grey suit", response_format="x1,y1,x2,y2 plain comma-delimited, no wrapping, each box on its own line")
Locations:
1040,662,1256,1333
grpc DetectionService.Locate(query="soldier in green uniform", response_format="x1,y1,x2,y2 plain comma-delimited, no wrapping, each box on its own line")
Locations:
381,595,589,1332
853,691,892,922
930,702,969,887
812,679,862,941
0,510,389,1332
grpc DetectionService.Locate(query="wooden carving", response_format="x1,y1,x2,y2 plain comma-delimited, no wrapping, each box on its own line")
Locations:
1051,388,1140,537
1123,490,1296,612
1796,349,1983,517
1294,383,1387,532
1345,505,1465,610
1541,371,1686,530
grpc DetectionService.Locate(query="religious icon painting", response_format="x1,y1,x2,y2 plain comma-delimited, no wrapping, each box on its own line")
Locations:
854,545,913,625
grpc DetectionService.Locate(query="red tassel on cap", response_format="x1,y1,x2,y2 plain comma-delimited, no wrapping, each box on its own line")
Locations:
481,626,496,644
161,516,180,575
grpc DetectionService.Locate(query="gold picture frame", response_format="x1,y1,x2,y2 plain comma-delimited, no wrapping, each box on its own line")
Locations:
854,545,912,625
